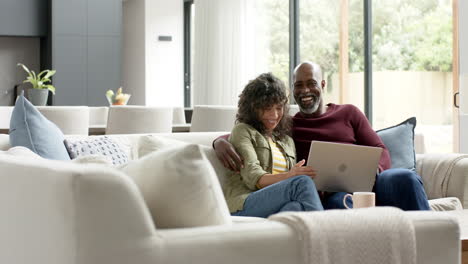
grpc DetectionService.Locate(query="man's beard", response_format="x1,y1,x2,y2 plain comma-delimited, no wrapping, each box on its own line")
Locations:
298,94,321,115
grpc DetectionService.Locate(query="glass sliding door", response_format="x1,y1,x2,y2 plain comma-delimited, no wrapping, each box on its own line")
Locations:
371,0,454,153
298,0,341,105
257,0,290,87
298,0,365,110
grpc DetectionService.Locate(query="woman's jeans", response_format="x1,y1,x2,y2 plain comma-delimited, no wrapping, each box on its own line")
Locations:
232,175,324,218
323,168,431,210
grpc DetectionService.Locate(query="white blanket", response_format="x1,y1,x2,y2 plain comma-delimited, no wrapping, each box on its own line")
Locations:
269,207,416,264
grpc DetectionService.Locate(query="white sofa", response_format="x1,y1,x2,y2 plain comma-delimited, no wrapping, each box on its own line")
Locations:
0,132,463,264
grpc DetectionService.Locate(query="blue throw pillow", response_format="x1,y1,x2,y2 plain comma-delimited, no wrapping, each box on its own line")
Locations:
376,117,416,170
9,94,70,160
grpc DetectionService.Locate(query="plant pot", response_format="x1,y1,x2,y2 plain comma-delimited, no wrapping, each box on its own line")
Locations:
28,88,49,106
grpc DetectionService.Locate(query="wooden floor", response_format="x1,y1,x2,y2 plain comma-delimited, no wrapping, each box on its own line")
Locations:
463,240,468,264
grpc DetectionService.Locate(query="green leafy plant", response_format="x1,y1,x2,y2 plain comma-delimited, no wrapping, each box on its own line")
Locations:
17,63,56,94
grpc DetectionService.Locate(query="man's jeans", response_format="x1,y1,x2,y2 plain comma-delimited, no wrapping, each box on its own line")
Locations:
323,168,431,210
232,175,324,218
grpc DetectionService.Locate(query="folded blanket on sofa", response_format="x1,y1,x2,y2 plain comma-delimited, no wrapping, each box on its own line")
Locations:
269,207,416,264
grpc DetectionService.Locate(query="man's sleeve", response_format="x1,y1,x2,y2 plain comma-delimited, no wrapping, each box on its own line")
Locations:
350,106,391,172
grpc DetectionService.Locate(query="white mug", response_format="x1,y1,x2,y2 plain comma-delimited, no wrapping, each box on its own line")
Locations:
343,192,375,209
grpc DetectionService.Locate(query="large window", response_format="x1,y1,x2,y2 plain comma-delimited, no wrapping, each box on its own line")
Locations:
184,0,456,152
258,0,290,87
299,0,341,105
299,0,365,108
371,0,453,153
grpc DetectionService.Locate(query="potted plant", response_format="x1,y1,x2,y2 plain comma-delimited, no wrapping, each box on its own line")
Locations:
17,63,56,106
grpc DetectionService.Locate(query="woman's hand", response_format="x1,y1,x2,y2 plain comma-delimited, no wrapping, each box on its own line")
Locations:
256,159,317,189
288,159,316,179
213,138,244,172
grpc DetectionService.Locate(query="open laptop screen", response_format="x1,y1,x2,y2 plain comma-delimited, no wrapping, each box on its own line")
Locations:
306,141,382,193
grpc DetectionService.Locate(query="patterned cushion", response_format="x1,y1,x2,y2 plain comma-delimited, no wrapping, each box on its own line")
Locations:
64,136,129,165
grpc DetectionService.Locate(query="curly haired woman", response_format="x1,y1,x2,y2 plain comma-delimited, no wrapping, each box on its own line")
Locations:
224,73,324,218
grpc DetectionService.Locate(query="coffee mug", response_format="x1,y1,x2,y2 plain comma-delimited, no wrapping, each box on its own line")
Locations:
343,192,375,209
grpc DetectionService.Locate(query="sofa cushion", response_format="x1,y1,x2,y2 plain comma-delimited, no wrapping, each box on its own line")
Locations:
428,197,463,211
121,143,232,228
376,117,416,170
138,134,187,158
64,136,128,165
9,95,70,160
138,135,229,186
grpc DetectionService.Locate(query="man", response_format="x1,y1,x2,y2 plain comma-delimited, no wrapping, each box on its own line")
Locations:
214,61,430,210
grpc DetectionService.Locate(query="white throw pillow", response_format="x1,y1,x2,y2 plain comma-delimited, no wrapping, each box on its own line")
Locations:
138,135,188,158
137,135,229,186
121,143,232,228
429,197,463,211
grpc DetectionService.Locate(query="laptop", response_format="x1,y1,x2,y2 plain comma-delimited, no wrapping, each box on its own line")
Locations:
306,141,383,193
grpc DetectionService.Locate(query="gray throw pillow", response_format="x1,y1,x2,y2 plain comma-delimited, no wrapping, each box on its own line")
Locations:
9,94,70,160
64,136,129,165
376,117,416,170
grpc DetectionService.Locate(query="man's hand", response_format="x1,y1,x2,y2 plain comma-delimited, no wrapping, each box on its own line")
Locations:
288,159,316,179
213,138,244,172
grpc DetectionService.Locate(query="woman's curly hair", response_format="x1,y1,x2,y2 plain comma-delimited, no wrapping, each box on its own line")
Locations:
236,73,291,138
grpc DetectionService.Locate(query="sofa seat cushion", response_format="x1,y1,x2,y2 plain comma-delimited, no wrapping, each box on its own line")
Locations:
121,143,232,228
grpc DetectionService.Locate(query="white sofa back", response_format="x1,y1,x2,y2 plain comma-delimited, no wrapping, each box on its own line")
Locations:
0,131,426,194
0,107,13,130
0,131,426,155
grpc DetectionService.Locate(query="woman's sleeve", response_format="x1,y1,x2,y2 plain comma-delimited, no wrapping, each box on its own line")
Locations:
230,125,268,190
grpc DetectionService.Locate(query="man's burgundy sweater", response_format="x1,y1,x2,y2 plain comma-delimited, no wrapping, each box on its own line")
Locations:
292,103,391,172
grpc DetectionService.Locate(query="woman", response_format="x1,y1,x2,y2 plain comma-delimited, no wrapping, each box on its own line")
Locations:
224,73,324,218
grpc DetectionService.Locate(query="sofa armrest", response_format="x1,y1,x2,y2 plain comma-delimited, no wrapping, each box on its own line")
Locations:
156,212,459,264
417,153,468,208
156,221,301,264
405,211,460,264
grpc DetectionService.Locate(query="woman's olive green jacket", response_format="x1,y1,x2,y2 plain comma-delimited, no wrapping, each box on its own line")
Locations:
223,123,296,213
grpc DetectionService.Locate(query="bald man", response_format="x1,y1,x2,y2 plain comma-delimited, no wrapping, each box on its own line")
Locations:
214,62,430,211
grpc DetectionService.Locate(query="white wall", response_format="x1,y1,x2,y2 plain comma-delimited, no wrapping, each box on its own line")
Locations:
122,0,184,107
145,0,183,107
0,37,40,106
122,0,146,105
